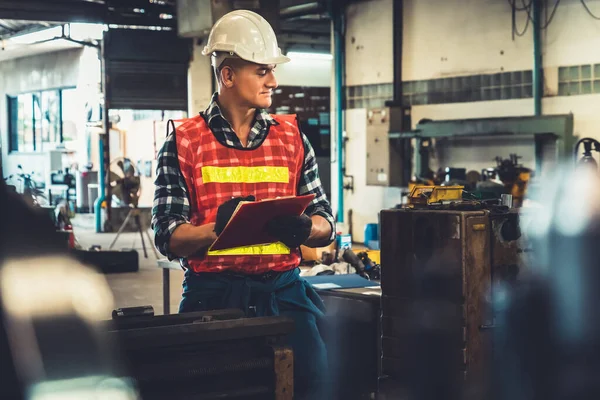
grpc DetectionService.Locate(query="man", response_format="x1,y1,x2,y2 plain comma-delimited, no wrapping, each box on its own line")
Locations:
151,9,335,399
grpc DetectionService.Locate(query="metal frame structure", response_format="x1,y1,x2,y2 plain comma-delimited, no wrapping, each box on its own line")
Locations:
389,114,576,177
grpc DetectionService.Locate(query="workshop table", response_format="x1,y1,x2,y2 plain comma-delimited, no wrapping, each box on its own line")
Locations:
157,258,181,315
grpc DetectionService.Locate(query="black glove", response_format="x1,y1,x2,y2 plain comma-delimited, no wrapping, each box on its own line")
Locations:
266,214,313,248
214,195,255,235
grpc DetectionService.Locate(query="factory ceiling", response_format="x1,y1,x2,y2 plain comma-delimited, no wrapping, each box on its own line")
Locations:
0,0,331,53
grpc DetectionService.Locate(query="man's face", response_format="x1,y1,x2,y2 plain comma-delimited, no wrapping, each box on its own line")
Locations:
225,61,278,109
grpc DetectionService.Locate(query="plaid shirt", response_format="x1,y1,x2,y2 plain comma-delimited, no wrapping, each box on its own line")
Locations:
152,93,336,261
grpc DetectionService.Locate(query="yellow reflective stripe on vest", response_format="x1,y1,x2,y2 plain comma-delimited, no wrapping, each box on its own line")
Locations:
207,242,291,256
202,166,289,184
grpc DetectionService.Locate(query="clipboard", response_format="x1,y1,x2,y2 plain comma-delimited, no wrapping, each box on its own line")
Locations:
209,194,316,251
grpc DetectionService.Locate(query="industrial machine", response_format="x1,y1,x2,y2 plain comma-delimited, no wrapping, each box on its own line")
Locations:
574,137,600,170
379,201,523,399
478,154,532,207
104,309,294,400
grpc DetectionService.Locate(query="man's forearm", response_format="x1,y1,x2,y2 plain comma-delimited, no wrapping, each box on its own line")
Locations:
304,215,333,248
169,223,217,258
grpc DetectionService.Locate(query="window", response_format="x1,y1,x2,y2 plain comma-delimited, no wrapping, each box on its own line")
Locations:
61,88,80,143
8,87,78,152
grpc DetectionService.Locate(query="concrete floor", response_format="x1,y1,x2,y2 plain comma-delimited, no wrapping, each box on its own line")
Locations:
72,214,184,316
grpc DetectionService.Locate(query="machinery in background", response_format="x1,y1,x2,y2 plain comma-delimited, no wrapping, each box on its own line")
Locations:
379,196,523,399
574,137,600,170
479,154,532,207
392,115,574,209
407,153,532,208
48,168,77,219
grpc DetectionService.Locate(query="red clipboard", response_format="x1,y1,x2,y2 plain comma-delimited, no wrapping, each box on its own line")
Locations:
209,194,316,251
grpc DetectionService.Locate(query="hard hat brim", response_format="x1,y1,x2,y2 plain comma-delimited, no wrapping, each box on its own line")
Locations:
202,45,290,66
253,54,291,65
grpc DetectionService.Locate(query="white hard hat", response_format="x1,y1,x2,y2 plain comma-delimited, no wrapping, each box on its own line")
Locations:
202,10,290,68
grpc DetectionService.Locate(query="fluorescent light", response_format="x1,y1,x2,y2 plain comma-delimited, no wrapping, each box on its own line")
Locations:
9,26,63,45
69,23,107,41
287,51,333,61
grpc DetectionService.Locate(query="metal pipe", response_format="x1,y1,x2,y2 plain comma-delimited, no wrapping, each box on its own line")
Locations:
280,2,322,19
95,37,110,233
533,0,542,116
94,133,105,233
332,6,344,223
392,0,404,104
95,41,107,233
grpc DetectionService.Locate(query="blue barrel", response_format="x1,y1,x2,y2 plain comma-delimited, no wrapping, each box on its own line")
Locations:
364,223,379,248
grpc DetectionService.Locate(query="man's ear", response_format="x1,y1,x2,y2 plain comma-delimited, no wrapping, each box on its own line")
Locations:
220,66,235,89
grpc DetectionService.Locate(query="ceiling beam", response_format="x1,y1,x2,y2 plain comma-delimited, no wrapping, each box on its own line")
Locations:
0,0,175,27
280,2,324,19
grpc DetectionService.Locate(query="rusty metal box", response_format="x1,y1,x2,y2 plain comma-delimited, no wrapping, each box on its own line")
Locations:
379,208,494,399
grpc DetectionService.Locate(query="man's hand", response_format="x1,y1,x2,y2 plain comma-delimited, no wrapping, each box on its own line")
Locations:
214,195,255,235
266,214,313,249
169,223,217,258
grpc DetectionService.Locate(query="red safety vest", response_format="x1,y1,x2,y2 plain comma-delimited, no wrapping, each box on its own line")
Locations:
173,113,305,274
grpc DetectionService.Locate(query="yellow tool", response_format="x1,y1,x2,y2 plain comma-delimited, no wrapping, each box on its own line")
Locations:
407,185,464,206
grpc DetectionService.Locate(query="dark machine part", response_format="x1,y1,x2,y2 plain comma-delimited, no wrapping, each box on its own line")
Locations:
443,167,470,189
112,305,155,320
418,138,434,180
50,169,76,188
478,154,531,207
71,248,139,274
316,288,381,400
493,154,527,184
574,137,600,170
105,310,294,400
341,248,366,276
357,251,381,280
379,208,523,400
444,167,467,183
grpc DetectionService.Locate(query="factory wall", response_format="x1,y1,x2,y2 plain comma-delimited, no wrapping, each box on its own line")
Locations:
0,48,84,180
338,0,600,242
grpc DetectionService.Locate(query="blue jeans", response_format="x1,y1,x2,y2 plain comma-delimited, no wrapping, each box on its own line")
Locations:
179,267,330,399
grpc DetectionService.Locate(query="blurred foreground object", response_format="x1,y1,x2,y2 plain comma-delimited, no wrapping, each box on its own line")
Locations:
0,256,139,400
103,309,294,400
493,165,600,400
0,179,138,399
